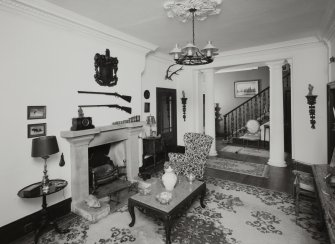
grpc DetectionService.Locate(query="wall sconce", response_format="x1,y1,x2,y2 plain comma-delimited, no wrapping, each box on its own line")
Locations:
305,84,317,129
181,91,187,121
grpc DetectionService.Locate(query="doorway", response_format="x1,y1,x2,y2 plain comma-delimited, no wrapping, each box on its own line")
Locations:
156,88,177,150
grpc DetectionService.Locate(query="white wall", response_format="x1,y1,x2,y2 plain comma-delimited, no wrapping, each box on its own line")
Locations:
214,66,269,116
0,6,152,227
141,55,176,136
190,39,329,165
330,37,335,82
141,54,194,145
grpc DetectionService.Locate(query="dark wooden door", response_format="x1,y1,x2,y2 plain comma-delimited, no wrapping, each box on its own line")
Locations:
283,64,292,154
327,81,335,163
156,88,177,149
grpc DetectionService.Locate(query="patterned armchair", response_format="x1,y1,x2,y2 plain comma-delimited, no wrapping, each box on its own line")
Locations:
168,132,213,180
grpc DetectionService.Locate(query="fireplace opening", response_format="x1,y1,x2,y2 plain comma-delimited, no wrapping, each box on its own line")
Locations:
88,143,130,201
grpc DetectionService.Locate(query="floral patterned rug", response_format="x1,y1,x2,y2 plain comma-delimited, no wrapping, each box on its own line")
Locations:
207,158,270,178
38,177,328,244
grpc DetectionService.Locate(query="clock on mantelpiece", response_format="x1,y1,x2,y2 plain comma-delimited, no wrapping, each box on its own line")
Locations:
71,107,95,131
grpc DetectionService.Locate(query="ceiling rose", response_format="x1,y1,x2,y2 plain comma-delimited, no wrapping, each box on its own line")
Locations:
163,0,222,22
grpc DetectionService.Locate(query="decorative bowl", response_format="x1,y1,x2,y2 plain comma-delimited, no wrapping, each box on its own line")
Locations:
155,191,172,205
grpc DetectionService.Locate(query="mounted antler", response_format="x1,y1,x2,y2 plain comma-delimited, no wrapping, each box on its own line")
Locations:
165,64,183,81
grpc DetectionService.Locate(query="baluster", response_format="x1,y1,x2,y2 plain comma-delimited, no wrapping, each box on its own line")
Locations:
251,97,254,119
246,102,250,121
229,113,232,140
238,107,242,135
243,104,247,126
230,113,234,140
223,115,227,140
263,90,267,119
259,94,261,122
254,97,257,119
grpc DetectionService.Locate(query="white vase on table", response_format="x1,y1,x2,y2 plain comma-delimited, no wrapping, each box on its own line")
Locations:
162,166,177,191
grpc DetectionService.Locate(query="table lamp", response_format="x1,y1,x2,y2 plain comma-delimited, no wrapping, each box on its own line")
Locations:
31,136,59,194
146,115,156,137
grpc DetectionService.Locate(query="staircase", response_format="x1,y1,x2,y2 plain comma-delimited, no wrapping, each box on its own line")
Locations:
220,87,270,142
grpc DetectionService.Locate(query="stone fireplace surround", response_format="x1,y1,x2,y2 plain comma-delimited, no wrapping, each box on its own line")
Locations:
61,122,145,219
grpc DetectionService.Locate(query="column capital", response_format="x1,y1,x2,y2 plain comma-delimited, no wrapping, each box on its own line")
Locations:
266,60,285,70
201,68,215,74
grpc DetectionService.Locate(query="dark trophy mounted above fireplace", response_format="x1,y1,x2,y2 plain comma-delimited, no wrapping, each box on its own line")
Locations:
94,49,118,87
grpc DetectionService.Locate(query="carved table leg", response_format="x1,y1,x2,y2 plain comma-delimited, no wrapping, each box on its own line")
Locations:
128,200,136,227
52,220,69,234
200,184,206,208
164,218,172,244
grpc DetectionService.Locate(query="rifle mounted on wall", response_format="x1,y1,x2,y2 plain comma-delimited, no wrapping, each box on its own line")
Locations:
78,104,132,114
78,91,132,103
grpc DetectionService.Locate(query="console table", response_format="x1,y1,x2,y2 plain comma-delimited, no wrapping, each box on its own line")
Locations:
312,165,335,243
18,179,69,244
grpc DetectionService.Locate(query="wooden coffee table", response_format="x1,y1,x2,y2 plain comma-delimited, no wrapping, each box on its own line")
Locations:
128,177,206,244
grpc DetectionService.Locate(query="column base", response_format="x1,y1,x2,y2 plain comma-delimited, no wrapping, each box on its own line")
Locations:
267,159,287,168
209,149,217,156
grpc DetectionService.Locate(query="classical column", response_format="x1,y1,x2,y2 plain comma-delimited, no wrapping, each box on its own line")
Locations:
193,70,202,132
203,68,217,156
267,61,287,167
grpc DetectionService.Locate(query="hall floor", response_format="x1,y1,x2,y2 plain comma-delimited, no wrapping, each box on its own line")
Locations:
210,137,294,194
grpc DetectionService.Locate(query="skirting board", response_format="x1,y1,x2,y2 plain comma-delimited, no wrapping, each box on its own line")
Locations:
0,198,72,244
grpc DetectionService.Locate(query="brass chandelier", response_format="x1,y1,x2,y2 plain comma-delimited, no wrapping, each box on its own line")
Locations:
169,8,219,65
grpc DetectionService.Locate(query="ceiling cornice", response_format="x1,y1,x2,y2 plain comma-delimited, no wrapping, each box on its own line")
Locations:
0,0,158,53
318,0,335,42
216,37,320,58
147,51,172,64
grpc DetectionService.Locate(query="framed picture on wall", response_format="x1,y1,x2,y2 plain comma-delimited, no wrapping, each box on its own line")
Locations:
28,123,46,138
144,102,150,113
234,80,259,98
27,106,46,120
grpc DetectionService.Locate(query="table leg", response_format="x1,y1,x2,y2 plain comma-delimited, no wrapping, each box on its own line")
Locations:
52,219,69,234
34,222,48,244
164,219,172,244
128,200,136,227
200,185,206,208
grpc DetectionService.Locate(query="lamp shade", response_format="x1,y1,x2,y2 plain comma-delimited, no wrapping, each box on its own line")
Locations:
146,115,156,126
31,136,59,158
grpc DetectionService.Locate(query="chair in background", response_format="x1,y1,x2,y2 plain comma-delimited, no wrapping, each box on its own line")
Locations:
292,161,316,223
239,119,261,149
167,132,213,180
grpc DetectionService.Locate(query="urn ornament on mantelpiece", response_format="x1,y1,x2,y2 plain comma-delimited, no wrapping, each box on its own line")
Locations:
162,166,177,191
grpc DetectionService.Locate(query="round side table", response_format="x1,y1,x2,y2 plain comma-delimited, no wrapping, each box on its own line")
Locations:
18,179,69,244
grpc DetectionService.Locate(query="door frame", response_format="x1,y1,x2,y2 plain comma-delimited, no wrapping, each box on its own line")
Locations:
156,87,177,147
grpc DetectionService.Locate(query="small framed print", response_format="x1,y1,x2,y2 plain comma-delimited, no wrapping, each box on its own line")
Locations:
27,106,46,120
28,123,46,138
